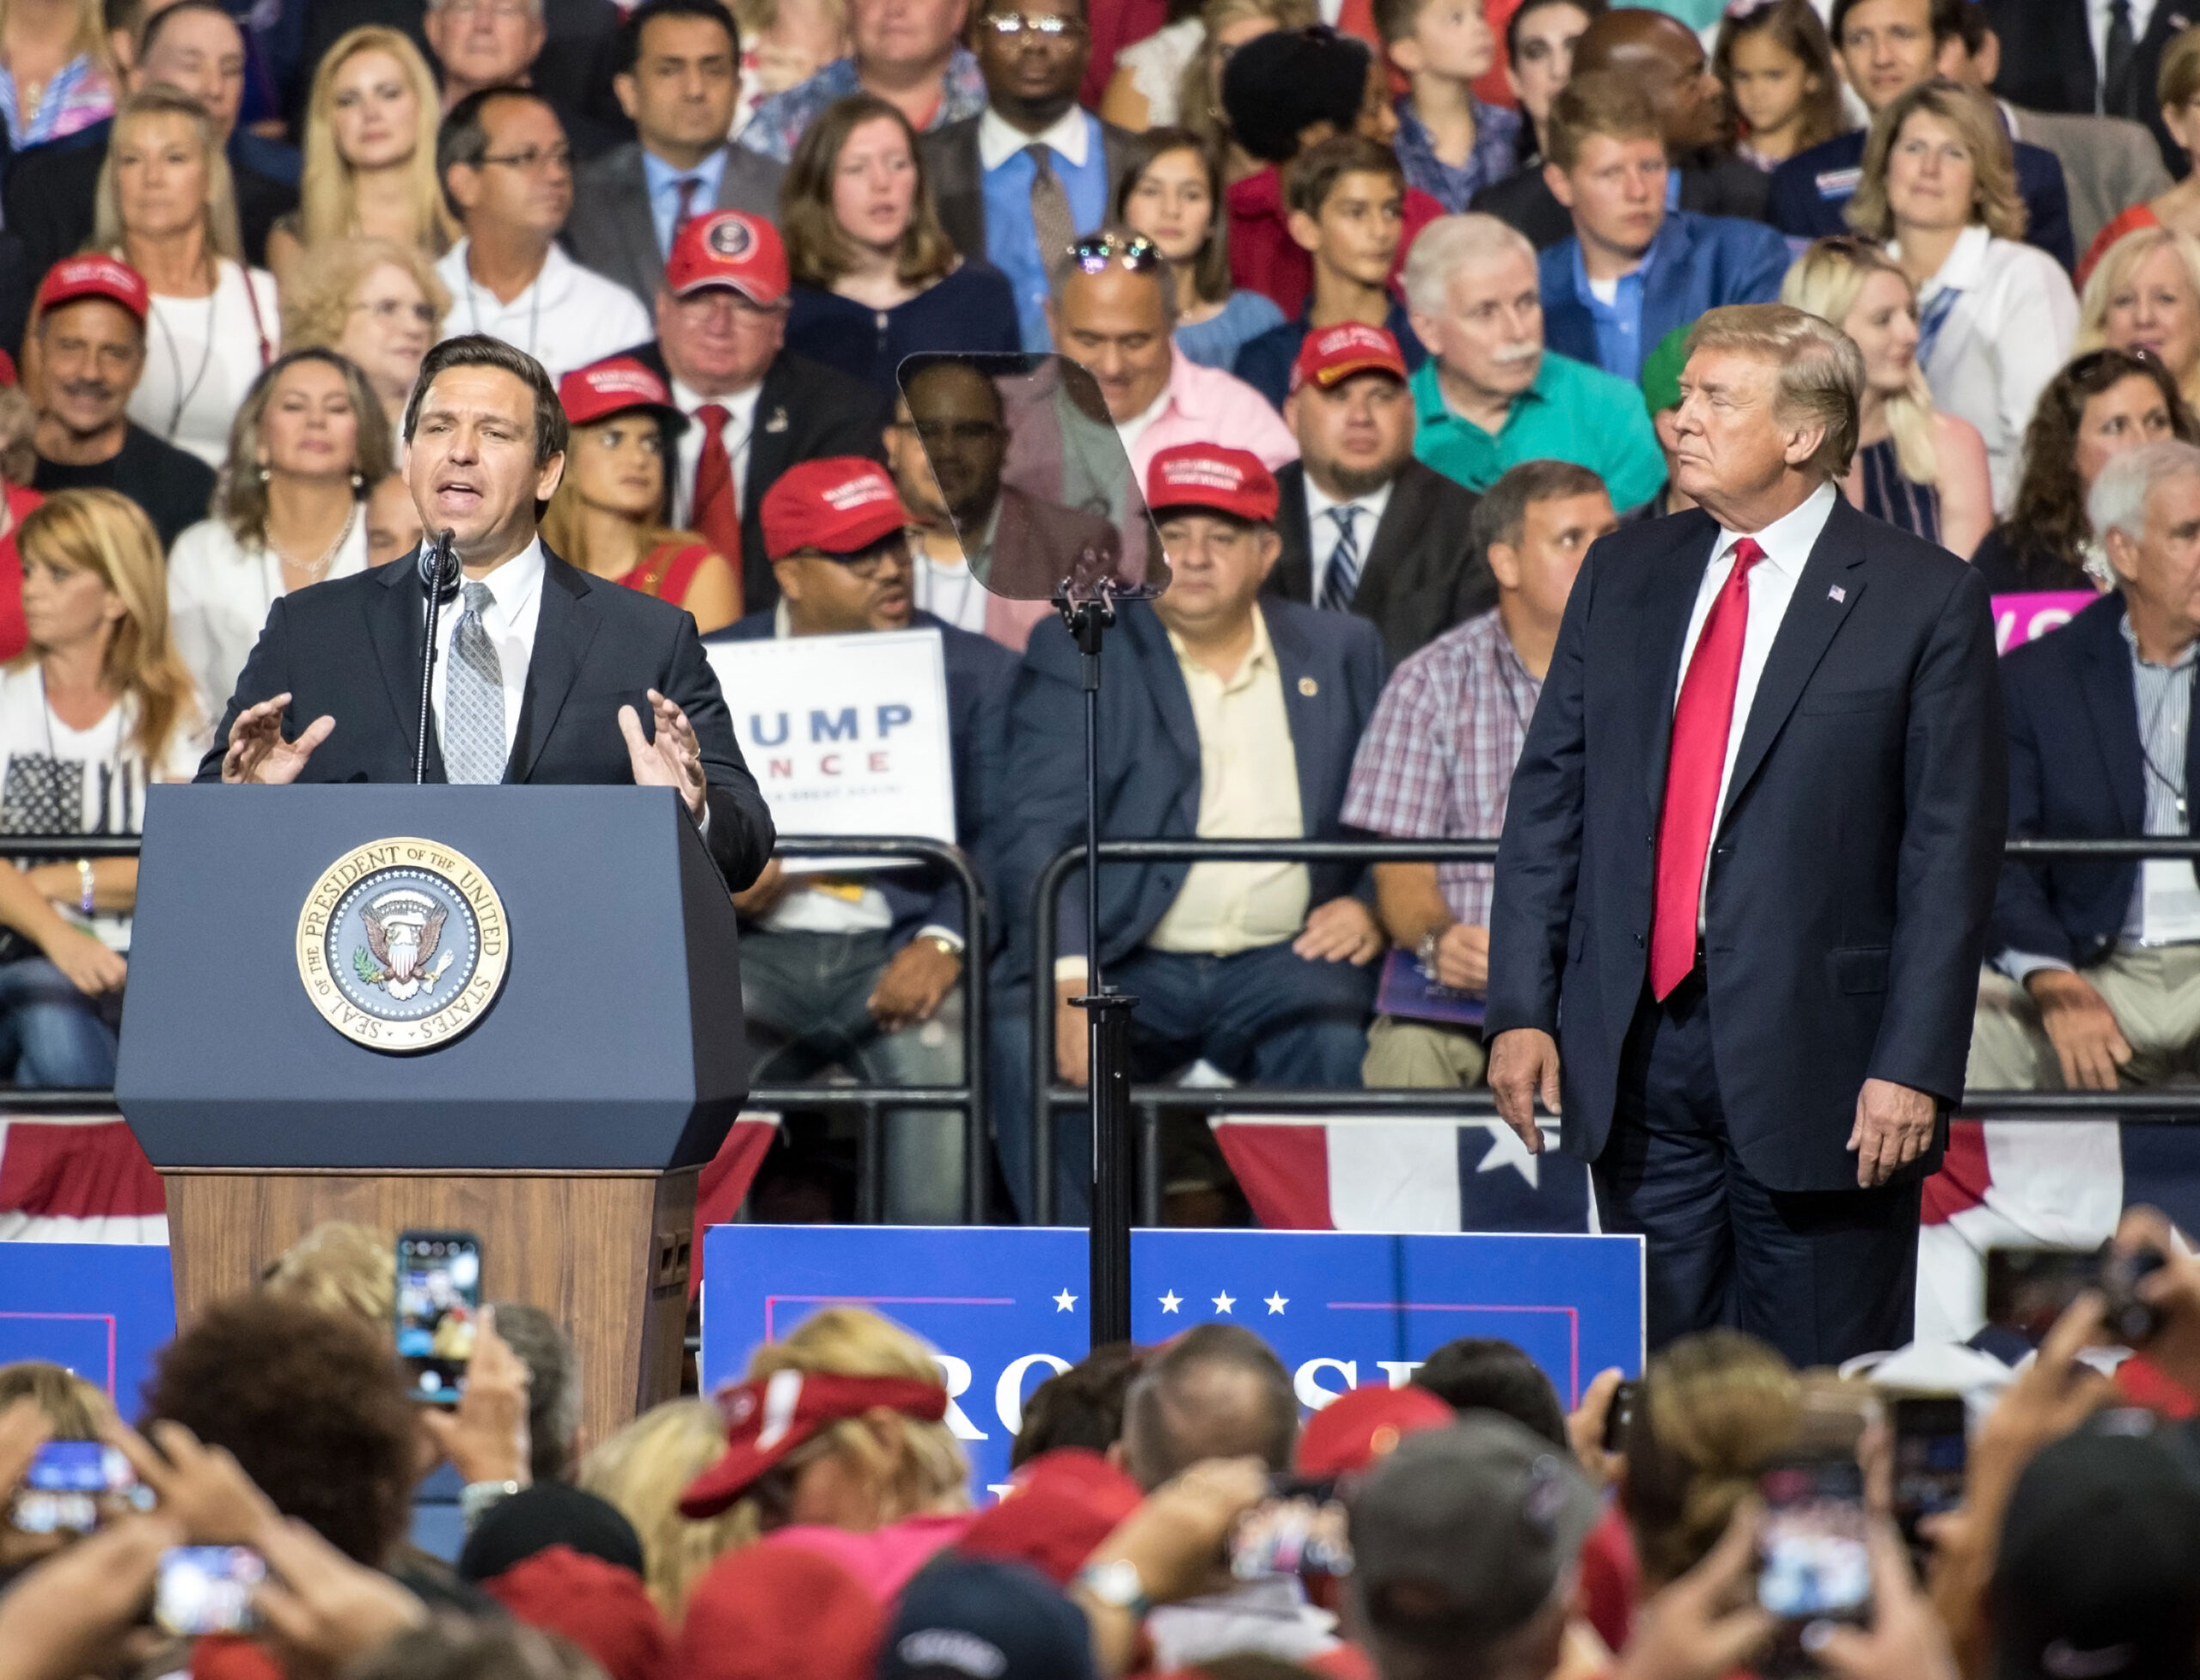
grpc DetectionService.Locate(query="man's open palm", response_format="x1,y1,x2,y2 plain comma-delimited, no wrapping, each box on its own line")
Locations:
222,694,334,785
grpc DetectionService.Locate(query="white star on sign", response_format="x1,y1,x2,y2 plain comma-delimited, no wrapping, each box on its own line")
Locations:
1213,1292,1236,1314
1054,1290,1077,1311
1476,1121,1543,1189
1265,1292,1288,1314
1159,1291,1182,1313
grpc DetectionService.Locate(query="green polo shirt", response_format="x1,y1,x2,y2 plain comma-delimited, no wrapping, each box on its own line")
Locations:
1411,350,1666,513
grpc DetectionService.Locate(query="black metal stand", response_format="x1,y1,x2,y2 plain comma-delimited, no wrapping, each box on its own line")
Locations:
413,529,457,785
1060,591,1136,1345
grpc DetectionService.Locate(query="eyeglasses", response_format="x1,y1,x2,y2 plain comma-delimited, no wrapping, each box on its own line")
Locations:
816,537,911,577
351,298,439,326
475,145,572,174
1066,232,1161,273
981,12,1086,37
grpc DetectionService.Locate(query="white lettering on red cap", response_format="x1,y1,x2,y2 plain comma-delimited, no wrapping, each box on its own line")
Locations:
1159,459,1248,492
823,475,896,512
588,368,664,401
756,1367,804,1449
1317,323,1391,354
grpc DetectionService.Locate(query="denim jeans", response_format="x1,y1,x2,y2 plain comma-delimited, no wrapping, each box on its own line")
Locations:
0,957,119,1087
740,928,966,1224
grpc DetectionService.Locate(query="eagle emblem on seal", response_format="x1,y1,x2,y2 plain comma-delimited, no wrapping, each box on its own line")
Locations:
354,889,454,1001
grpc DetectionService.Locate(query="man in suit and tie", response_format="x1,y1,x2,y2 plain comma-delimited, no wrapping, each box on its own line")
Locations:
567,0,786,309
1486,303,2007,1365
1983,0,2191,178
614,211,893,614
995,442,1390,1220
203,333,775,894
1268,322,1491,663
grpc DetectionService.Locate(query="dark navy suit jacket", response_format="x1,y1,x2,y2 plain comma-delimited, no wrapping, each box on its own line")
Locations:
708,608,1017,954
1537,211,1790,380
1769,129,2076,272
1485,497,2007,1192
1993,590,2197,969
999,596,1388,978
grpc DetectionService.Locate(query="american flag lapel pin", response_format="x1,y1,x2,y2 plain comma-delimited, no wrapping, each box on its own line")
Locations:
1829,585,1846,602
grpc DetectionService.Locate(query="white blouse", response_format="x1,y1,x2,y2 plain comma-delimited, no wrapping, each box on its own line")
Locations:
1898,223,2078,516
127,260,282,468
167,511,370,714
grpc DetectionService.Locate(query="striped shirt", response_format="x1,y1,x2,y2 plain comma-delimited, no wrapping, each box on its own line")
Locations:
1855,437,1941,550
2123,613,2197,943
0,55,113,151
1341,609,1538,926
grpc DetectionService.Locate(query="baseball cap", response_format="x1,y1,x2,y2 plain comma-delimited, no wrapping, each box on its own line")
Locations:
665,211,791,307
1291,322,1409,394
681,1365,949,1518
877,1557,1099,1680
677,1543,883,1680
481,1545,670,1680
36,254,148,321
559,357,688,436
1145,443,1280,524
956,1448,1146,1585
458,1482,646,1583
1994,1411,2200,1680
760,457,911,560
1350,1412,1599,1648
1297,1384,1455,1480
1641,324,1691,418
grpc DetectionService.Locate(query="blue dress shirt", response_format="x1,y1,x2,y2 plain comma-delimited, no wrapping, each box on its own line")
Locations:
643,146,731,258
978,107,1112,351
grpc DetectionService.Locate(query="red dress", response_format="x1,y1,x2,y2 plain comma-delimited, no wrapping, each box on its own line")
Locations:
0,483,42,663
614,540,719,613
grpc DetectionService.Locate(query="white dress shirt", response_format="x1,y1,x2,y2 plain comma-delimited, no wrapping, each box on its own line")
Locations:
430,538,544,773
669,376,763,529
1674,480,1840,925
168,513,371,713
975,101,1091,171
2090,0,2163,94
1301,476,1393,605
435,241,653,382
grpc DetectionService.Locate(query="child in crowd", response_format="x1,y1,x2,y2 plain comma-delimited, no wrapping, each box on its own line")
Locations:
1375,0,1520,211
1712,0,1843,171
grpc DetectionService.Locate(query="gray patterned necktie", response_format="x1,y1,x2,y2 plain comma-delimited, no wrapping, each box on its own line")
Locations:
1027,144,1078,276
1321,505,1363,611
443,580,505,785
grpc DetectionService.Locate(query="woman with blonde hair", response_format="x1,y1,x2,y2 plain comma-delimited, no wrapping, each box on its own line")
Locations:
2078,23,2200,284
1781,236,1993,557
0,489,204,1088
282,236,450,430
167,348,392,709
542,359,738,632
1846,77,2076,513
95,85,279,470
0,385,46,666
2075,224,2200,414
265,27,456,292
581,1398,759,1620
0,0,114,155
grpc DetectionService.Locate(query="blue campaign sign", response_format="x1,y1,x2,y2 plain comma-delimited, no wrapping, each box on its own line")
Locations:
701,1225,1642,1495
0,1244,175,1411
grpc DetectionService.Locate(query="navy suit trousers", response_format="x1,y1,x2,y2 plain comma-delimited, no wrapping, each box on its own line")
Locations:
1595,973,1922,1365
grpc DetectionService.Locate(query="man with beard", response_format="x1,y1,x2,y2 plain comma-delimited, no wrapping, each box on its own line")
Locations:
28,258,217,552
1268,323,1490,663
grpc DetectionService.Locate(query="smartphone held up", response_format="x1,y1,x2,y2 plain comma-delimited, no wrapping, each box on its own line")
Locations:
396,1229,481,1405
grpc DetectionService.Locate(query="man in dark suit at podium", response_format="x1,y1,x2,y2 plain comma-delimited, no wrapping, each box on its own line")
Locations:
199,334,774,890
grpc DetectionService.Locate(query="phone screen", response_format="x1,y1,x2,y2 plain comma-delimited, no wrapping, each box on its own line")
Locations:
1603,1380,1639,1454
1230,1477,1354,1579
11,1440,149,1535
1757,1457,1872,1649
1891,1396,1967,1554
155,1546,266,1636
1983,1247,2099,1343
396,1230,480,1404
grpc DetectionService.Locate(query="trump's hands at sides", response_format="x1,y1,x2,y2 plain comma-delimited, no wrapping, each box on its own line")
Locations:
1488,1028,1561,1155
620,689,706,819
221,694,335,785
1848,1078,1936,1188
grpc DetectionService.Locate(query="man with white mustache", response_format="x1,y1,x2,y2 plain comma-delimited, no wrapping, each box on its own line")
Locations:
1402,212,1665,515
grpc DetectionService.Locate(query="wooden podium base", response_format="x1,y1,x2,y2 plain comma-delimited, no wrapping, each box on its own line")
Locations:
161,1168,697,1449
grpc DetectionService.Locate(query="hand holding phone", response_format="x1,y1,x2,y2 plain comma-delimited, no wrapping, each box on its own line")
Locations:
10,1440,151,1536
1757,1456,1872,1676
1230,1476,1353,1579
155,1545,266,1635
1889,1396,1966,1567
396,1230,481,1406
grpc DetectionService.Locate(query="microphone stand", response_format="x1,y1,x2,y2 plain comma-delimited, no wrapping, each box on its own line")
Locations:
414,529,458,785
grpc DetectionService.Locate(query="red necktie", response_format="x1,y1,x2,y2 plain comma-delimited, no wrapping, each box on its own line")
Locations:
673,175,703,240
1649,536,1765,999
692,402,743,589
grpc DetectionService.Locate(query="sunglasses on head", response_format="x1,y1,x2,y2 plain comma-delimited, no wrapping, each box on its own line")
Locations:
1066,232,1162,274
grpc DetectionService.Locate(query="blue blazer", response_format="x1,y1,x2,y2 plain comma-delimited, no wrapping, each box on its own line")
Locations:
999,597,1389,977
1485,498,2006,1192
1769,129,2076,272
1993,591,2197,968
1538,211,1791,379
707,608,1018,953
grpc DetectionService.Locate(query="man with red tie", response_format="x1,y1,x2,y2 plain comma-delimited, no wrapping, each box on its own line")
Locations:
614,210,892,615
1484,303,2007,1364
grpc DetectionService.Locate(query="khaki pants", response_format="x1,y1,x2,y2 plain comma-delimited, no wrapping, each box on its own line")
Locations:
1969,945,2200,1089
1362,1014,1488,1088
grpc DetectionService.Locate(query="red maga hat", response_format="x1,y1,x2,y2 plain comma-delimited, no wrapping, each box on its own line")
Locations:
665,211,791,307
37,254,148,321
1290,321,1409,394
1294,1383,1454,1480
1145,443,1279,523
559,357,687,433
681,1367,950,1518
760,456,910,559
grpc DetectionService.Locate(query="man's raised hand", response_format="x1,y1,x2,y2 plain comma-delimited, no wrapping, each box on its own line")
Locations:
221,695,334,785
620,689,706,818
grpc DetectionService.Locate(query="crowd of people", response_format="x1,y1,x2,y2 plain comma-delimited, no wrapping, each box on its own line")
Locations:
0,0,2184,1231
3,1207,2199,1680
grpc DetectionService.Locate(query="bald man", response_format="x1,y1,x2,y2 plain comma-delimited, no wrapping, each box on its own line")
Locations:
1469,8,1771,249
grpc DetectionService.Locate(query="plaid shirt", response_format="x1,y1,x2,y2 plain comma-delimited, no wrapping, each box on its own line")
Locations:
736,47,987,162
1341,609,1539,926
1391,95,1522,214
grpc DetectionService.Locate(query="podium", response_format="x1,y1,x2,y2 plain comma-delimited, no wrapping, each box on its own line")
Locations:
115,785,747,1444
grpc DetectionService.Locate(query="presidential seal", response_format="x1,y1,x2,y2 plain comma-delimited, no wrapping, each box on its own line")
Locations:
295,838,510,1051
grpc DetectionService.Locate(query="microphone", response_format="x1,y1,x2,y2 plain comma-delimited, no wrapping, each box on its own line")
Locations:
414,528,458,784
